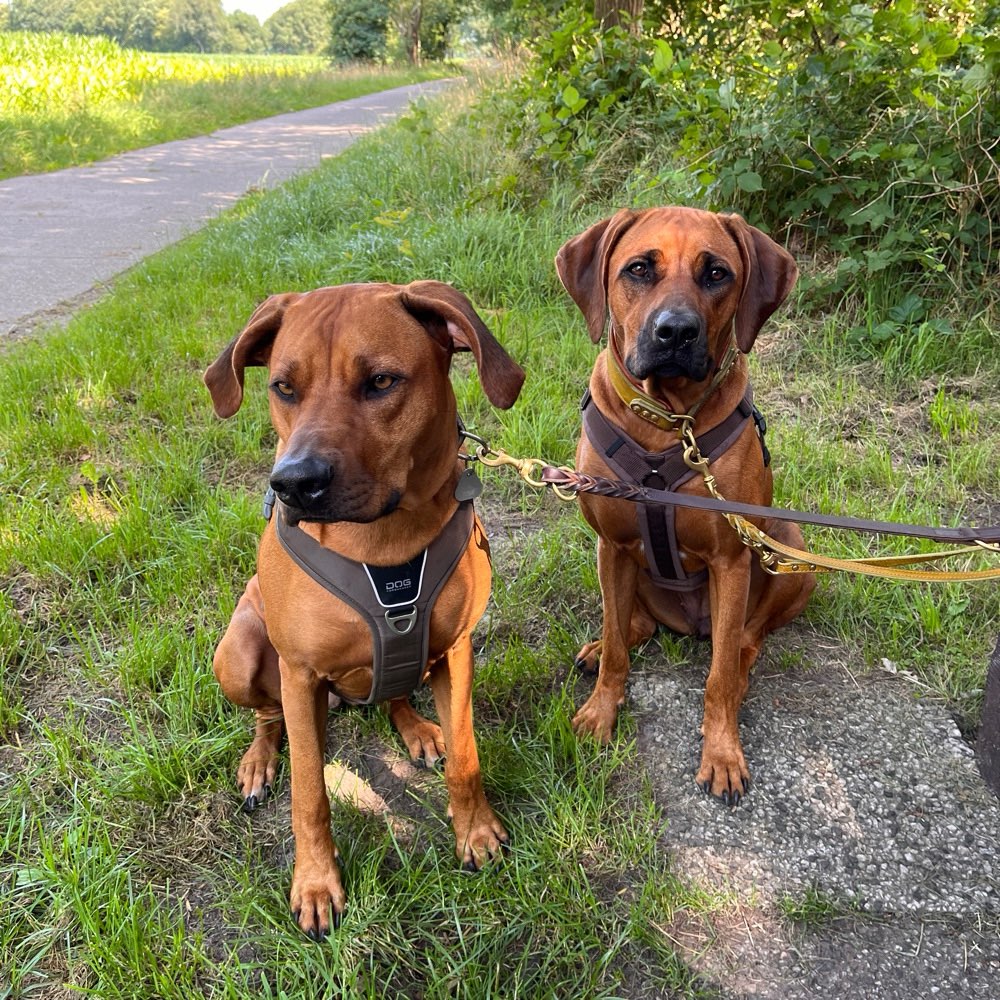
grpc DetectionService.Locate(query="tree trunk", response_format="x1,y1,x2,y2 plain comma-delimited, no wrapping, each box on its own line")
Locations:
594,0,644,34
406,2,422,64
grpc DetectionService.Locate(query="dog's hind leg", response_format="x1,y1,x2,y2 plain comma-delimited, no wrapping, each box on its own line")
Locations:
213,575,284,811
387,697,446,768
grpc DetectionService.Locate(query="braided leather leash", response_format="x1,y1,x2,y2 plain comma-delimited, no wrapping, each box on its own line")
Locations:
471,442,1000,583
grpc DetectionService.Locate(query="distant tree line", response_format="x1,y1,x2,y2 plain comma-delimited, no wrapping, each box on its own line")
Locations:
0,0,526,59
0,0,331,55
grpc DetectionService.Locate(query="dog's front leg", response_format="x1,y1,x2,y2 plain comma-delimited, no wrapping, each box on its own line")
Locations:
429,637,509,869
572,537,640,744
698,548,753,804
280,657,345,939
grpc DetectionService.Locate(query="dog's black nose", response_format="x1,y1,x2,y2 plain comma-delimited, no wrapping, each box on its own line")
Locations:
651,308,702,346
270,456,332,508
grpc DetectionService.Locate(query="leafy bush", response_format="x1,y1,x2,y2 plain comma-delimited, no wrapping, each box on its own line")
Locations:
501,1,999,318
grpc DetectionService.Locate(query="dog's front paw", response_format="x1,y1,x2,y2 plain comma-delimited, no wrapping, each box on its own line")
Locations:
290,860,346,941
453,805,510,871
571,691,621,745
696,743,751,806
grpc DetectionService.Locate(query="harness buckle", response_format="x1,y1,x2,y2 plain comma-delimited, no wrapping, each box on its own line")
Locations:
385,606,418,636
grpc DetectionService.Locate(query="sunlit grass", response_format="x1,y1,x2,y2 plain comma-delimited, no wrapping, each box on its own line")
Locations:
0,30,453,178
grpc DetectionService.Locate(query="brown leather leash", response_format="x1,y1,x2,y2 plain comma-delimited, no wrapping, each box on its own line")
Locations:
537,465,1000,546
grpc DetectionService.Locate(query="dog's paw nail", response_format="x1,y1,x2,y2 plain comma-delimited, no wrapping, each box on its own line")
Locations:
413,756,428,770
742,777,750,794
332,909,343,931
307,926,322,943
463,859,478,873
243,794,258,813
699,781,711,795
721,791,731,806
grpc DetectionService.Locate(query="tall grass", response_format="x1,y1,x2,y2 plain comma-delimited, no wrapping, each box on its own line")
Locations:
0,30,452,178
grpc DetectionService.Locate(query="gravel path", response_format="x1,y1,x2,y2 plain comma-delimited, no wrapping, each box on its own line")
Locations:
629,630,1000,998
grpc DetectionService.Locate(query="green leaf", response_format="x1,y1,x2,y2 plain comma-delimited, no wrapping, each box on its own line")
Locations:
737,171,763,192
560,83,587,115
961,63,989,91
652,40,674,74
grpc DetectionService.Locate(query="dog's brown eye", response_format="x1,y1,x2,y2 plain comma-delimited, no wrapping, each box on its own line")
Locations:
370,373,397,392
627,261,648,277
708,266,729,283
272,380,294,398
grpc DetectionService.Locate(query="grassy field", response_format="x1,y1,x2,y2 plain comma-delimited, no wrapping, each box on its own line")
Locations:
0,30,452,178
0,82,998,997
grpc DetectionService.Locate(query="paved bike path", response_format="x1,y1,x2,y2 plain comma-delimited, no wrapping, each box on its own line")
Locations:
0,78,457,338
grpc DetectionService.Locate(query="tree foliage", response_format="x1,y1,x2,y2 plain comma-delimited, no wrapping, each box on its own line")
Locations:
327,0,390,62
390,0,459,63
265,0,330,55
2,0,322,53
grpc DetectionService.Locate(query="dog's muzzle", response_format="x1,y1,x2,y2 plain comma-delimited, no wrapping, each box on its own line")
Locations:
269,454,400,524
628,306,712,382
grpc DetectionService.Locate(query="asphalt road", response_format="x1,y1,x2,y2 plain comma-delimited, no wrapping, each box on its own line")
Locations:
0,78,457,338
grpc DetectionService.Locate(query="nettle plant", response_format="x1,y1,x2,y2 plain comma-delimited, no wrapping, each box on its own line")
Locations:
511,1,998,331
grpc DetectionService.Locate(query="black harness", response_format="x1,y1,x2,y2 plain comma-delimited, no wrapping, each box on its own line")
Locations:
582,385,770,637
263,489,476,705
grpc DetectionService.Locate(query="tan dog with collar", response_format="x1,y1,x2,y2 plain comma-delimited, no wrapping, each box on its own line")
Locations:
205,281,524,938
556,206,815,805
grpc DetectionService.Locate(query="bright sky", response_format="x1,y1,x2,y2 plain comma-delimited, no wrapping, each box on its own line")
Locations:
222,1,287,22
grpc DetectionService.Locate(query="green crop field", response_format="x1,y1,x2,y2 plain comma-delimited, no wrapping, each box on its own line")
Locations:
0,30,451,178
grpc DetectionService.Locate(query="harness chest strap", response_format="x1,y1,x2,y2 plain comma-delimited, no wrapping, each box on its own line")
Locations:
267,494,476,705
581,385,768,637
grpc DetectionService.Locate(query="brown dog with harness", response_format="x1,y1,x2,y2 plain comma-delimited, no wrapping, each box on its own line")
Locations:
204,281,524,938
555,206,815,805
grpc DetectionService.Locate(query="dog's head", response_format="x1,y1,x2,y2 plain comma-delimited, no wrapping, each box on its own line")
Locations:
204,281,524,524
555,206,797,388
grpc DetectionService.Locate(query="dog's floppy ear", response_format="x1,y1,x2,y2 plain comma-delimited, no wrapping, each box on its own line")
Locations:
203,293,302,418
722,215,798,353
400,281,525,410
555,209,639,343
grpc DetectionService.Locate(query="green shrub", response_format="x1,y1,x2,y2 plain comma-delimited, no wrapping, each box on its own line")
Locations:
500,1,999,319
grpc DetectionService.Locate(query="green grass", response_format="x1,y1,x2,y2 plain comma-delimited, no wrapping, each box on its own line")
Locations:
1,81,998,997
0,30,453,178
